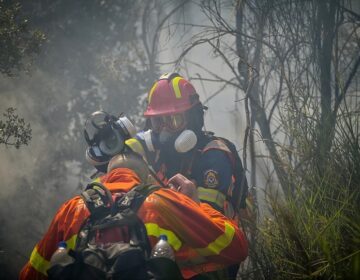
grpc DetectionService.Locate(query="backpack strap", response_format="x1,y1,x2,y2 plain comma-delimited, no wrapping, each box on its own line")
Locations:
116,184,160,212
80,181,114,219
77,182,160,254
215,137,248,211
51,183,163,280
115,184,161,257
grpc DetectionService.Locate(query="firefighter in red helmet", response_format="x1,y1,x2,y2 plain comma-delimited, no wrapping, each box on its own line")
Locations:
141,73,205,158
136,73,249,219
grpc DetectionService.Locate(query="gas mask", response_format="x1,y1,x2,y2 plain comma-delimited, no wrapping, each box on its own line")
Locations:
84,111,136,171
143,129,197,154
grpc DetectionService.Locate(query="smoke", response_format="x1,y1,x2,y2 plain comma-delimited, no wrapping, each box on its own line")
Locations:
155,1,269,213
0,1,270,278
0,2,149,277
0,73,50,194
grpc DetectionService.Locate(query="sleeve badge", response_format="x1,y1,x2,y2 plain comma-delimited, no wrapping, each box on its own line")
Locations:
204,170,219,188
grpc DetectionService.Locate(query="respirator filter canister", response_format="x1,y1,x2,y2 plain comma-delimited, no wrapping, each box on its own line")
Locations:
143,129,197,153
174,130,197,153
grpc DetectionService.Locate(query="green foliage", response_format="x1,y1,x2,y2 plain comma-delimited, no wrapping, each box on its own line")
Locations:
258,182,360,279
0,0,45,76
0,107,31,148
251,77,360,280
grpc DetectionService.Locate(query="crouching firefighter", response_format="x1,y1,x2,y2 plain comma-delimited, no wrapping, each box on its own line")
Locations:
45,155,183,280
19,113,248,280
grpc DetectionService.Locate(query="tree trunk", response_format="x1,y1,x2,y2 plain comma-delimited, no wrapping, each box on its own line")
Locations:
236,2,291,197
315,0,337,171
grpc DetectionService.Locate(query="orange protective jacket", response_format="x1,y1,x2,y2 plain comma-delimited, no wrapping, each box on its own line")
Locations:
20,168,248,279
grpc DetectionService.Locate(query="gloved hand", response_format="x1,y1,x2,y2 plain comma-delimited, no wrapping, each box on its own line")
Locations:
167,173,200,204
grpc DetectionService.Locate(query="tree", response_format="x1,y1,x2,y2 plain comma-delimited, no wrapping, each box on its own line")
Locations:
175,0,360,196
0,0,44,76
0,107,31,148
0,0,45,151
172,0,360,278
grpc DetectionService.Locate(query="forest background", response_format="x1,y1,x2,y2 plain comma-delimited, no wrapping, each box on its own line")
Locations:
0,0,359,279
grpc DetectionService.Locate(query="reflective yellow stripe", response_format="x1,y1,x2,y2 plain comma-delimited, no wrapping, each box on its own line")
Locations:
93,177,101,183
171,77,184,99
29,246,49,276
66,234,77,250
195,222,235,256
145,223,182,251
29,234,77,276
125,138,146,158
197,187,226,209
148,82,158,103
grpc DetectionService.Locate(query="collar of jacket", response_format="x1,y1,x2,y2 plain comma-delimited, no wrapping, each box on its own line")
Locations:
99,168,142,192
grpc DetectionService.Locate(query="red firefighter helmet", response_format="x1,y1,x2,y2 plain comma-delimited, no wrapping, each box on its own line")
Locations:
144,73,200,117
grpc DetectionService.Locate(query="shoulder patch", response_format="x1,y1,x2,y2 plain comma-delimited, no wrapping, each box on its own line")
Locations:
204,170,219,188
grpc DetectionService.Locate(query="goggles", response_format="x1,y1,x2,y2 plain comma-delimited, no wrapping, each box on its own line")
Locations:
150,113,186,132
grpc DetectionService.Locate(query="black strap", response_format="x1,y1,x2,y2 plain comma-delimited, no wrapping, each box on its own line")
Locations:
78,182,160,249
116,184,160,213
215,136,249,210
80,182,114,218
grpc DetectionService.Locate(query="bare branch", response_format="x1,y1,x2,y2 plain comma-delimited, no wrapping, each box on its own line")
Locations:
334,54,360,114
